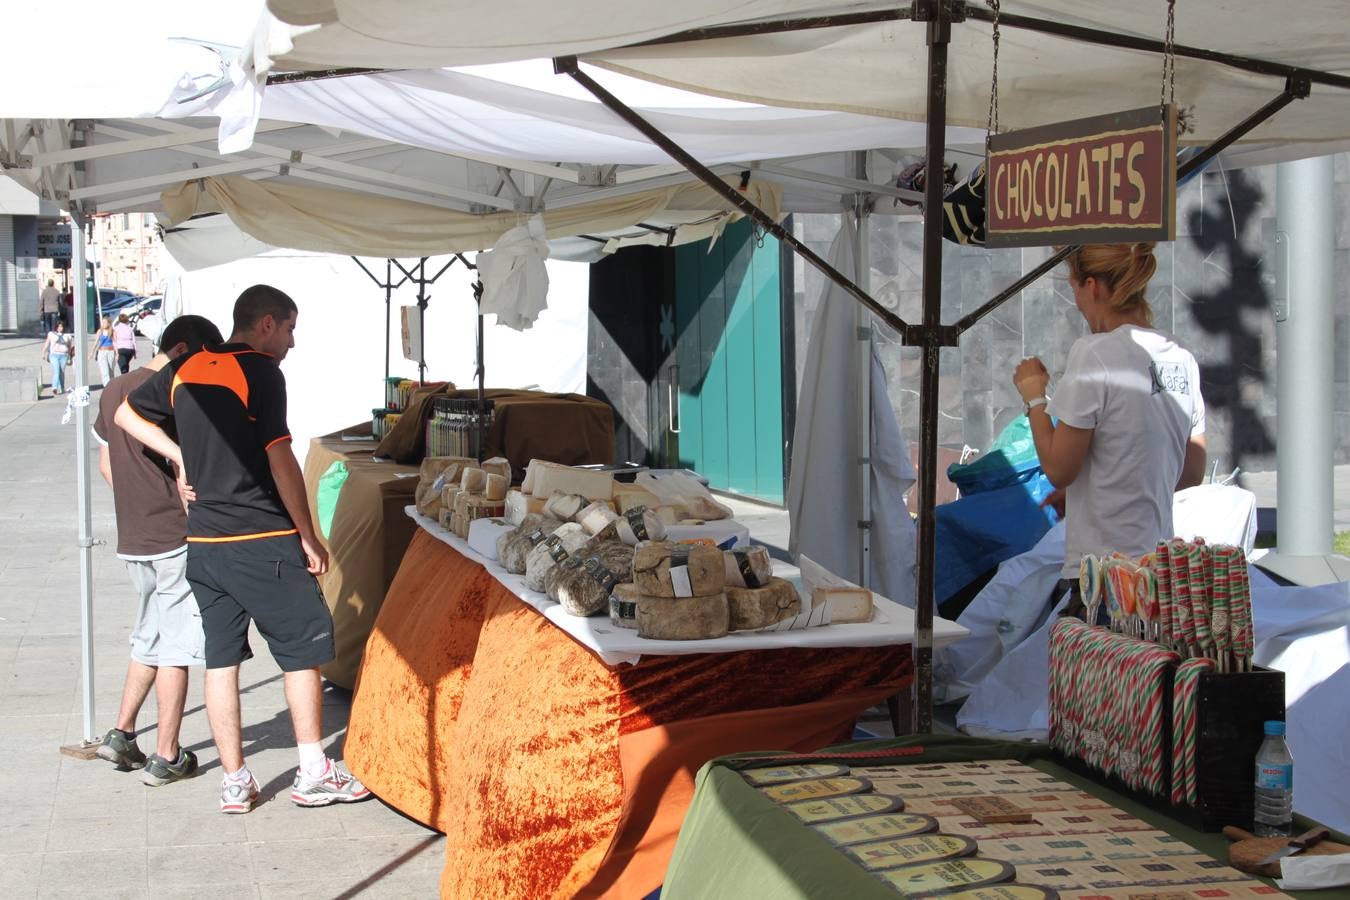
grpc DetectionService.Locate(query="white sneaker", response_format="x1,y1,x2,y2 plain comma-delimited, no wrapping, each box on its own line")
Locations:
290,759,372,807
220,774,260,814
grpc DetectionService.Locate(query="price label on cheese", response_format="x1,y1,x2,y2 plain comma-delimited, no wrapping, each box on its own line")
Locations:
786,794,904,824
844,833,977,869
937,887,1060,900
873,858,1016,895
741,764,850,786
760,777,872,804
815,812,939,847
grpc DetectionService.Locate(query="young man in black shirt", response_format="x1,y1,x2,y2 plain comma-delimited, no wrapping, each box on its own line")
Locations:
117,285,369,814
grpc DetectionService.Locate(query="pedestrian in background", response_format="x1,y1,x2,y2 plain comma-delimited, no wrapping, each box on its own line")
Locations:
42,320,74,395
93,315,225,785
113,313,137,374
91,316,117,386
39,279,61,334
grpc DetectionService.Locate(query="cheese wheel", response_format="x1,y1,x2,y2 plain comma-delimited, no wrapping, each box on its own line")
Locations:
577,501,621,535
551,541,635,616
438,508,453,530
613,484,662,514
724,545,774,588
614,506,666,546
636,592,730,640
453,490,472,521
498,514,564,575
460,467,487,493
727,578,802,631
504,490,546,525
632,540,725,598
416,456,475,513
608,583,640,630
484,473,509,502
543,491,589,522
530,462,614,502
524,523,590,593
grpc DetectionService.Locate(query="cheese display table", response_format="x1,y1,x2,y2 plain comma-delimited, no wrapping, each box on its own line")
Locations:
343,512,966,899
663,735,1342,899
301,433,421,688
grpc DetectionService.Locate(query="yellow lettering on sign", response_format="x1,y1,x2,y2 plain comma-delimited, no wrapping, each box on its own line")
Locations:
1091,146,1110,213
993,162,1007,220
1018,158,1033,223
1108,141,1125,215
1075,148,1092,215
1031,155,1044,217
1045,152,1060,222
1127,140,1147,219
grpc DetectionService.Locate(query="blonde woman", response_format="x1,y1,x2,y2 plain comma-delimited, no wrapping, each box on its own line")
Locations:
1012,243,1207,617
91,316,117,385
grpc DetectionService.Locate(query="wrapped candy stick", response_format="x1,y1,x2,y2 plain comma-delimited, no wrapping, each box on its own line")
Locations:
1154,541,1173,647
1079,554,1103,626
1187,543,1213,660
1135,567,1160,643
1170,540,1195,657
1210,547,1232,673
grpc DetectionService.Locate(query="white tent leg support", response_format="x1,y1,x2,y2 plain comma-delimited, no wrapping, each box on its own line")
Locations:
852,153,873,590
73,218,98,746
1257,154,1350,584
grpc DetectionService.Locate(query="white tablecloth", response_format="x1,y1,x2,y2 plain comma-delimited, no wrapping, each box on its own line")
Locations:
406,507,967,666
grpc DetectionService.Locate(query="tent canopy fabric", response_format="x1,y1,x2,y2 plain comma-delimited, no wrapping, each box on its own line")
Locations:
256,1,1350,149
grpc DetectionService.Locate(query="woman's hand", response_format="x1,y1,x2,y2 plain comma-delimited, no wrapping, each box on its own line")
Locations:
1013,356,1050,402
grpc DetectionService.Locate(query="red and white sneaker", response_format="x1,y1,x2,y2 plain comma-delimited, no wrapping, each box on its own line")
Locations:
291,759,372,807
220,774,260,814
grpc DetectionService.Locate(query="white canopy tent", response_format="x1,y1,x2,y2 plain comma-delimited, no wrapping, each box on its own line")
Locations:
5,0,1350,743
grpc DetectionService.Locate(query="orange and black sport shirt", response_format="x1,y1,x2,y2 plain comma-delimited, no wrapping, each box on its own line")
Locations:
127,343,295,542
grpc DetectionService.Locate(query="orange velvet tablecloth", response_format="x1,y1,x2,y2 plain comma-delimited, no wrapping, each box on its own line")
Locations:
345,530,913,900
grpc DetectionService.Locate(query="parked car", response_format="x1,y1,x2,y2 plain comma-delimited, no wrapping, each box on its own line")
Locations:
97,289,140,317
130,295,163,335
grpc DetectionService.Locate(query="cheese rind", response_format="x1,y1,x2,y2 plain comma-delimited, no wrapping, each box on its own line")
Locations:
530,462,615,502
820,587,873,623
480,456,511,481
498,514,564,574
551,541,635,616
577,501,621,535
460,467,487,493
615,506,667,546
543,491,589,522
504,490,546,525
635,592,730,640
484,473,509,501
608,583,641,630
631,541,725,598
524,522,590,592
726,578,801,631
724,545,774,588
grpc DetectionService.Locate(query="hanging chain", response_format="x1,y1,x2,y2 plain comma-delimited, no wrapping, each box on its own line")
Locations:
986,0,1001,136
1161,0,1176,108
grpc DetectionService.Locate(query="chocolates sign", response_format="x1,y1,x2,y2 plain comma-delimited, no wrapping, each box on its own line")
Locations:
985,105,1176,248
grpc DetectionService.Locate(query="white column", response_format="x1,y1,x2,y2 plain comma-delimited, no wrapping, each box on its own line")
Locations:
1275,156,1334,558
71,217,97,741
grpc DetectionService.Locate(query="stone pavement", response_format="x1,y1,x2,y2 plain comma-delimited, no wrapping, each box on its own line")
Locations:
0,336,443,900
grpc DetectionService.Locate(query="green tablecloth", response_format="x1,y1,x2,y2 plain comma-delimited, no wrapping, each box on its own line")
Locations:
663,735,1350,900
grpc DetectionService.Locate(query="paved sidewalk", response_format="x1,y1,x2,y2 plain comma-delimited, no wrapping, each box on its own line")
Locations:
0,337,442,899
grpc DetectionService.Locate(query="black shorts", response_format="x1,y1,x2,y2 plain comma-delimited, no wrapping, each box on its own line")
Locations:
185,534,335,672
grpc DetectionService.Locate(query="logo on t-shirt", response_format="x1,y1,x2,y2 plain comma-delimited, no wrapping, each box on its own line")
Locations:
1149,361,1190,396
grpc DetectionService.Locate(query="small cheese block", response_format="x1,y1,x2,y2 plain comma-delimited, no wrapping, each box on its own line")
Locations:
464,495,505,522
636,592,730,641
614,506,666,546
453,490,472,521
608,583,640,630
632,540,725,598
460,467,487,493
578,501,621,536
468,517,514,561
724,545,774,588
483,473,509,502
521,458,542,495
438,508,453,530
818,586,874,623
416,456,475,508
543,491,589,522
530,461,615,502
613,483,662,514
551,541,635,616
504,490,546,525
523,523,590,592
452,512,468,540
727,578,801,631
480,456,511,481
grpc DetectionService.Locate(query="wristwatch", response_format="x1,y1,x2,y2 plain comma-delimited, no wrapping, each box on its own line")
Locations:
1024,396,1048,415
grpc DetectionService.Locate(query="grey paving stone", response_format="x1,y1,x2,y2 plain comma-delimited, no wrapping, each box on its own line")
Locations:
37,849,149,900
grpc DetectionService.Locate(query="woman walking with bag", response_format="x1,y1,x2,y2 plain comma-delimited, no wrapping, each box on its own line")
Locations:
113,313,137,374
91,316,117,386
43,320,75,395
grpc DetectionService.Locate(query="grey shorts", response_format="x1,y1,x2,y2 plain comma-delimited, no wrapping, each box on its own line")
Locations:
125,550,206,667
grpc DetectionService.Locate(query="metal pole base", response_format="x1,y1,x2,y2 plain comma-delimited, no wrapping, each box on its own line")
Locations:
59,739,103,760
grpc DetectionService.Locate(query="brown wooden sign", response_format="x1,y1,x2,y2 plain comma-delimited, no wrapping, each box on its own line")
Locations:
985,105,1177,247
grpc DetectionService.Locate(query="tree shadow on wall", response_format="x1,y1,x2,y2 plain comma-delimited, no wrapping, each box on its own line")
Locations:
1185,169,1276,474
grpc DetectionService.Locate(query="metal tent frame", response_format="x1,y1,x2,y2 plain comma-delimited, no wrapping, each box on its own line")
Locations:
555,0,1344,733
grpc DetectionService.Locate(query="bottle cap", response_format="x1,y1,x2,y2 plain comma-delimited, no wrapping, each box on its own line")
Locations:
1263,720,1286,736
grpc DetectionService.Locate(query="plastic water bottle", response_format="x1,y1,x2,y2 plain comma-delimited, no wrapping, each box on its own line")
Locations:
1253,720,1294,837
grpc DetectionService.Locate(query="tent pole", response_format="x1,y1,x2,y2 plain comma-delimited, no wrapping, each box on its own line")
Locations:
849,151,873,591
912,0,958,736
554,55,912,339
417,258,428,383
72,215,97,746
384,259,392,384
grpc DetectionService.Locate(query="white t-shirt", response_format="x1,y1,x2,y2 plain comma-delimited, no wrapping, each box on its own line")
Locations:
1048,325,1205,578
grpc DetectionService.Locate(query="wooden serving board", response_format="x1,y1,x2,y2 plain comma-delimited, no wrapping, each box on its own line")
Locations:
1225,830,1350,877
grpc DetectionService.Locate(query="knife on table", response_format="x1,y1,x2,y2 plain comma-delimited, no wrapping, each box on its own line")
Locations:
1256,827,1331,867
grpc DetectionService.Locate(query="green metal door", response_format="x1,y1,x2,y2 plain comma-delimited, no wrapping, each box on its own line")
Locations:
673,219,785,504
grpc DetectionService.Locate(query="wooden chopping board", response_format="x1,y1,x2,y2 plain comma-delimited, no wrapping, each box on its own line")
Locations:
1225,827,1350,877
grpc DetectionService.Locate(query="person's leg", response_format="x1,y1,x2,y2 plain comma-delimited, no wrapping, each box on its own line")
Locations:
283,667,323,745
204,664,244,773
152,666,190,760
115,660,157,733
